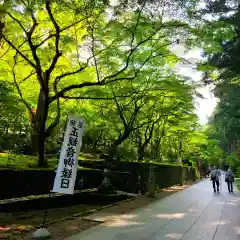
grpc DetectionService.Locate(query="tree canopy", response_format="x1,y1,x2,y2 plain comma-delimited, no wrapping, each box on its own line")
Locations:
0,0,223,167
187,0,240,170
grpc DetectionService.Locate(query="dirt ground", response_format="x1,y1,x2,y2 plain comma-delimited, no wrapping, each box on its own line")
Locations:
0,184,192,240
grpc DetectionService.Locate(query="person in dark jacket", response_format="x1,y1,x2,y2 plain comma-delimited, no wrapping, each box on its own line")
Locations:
207,166,211,177
210,166,221,193
225,168,234,193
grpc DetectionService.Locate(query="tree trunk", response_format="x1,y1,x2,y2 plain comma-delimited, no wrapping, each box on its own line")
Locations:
148,165,156,197
5,125,9,134
98,133,129,192
138,144,144,161
31,89,49,167
108,134,128,162
92,130,103,151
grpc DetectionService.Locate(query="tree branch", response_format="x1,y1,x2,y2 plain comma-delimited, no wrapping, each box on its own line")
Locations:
2,34,36,68
45,96,60,137
20,70,36,83
25,10,46,91
106,0,146,83
58,95,114,100
112,90,128,130
127,86,151,128
0,45,10,58
6,12,27,34
12,53,34,117
52,64,88,93
129,100,145,128
6,8,46,91
50,81,101,102
51,29,117,93
83,4,101,83
45,0,62,80
146,121,156,144
100,23,168,83
91,27,100,82
50,26,176,103
132,119,153,132
35,18,87,48
29,10,38,36
99,44,174,87
60,93,135,100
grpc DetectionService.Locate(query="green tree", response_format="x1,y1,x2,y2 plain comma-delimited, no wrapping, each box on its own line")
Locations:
0,81,28,151
0,0,195,166
185,0,240,168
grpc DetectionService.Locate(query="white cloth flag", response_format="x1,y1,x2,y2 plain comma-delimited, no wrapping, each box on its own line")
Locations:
52,115,85,194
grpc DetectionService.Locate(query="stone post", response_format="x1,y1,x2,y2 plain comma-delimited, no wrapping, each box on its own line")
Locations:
148,165,156,197
180,166,184,186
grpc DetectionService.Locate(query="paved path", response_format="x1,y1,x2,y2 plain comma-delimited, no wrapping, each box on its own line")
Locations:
67,174,240,240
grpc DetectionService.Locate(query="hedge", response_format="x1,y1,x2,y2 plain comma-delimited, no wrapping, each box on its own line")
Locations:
79,159,197,189
0,161,197,200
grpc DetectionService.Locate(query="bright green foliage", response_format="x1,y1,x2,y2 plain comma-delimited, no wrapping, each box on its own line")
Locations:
186,0,240,169
225,154,240,173
0,81,28,151
0,0,220,167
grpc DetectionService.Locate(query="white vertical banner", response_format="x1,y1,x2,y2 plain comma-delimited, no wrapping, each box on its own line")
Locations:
52,115,85,195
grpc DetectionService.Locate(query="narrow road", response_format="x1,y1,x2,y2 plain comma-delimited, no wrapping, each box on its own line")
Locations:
67,174,240,240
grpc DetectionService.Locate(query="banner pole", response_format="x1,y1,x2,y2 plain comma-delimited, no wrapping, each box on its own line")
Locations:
33,115,85,239
42,192,52,228
32,192,52,239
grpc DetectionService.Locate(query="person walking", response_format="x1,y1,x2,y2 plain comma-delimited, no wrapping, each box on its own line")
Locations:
207,166,211,177
225,168,234,193
210,165,221,193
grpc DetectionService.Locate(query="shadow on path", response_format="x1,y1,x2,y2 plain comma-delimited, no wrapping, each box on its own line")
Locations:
67,174,240,240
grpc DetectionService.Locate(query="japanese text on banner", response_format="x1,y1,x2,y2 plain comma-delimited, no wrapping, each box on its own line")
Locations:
52,116,85,194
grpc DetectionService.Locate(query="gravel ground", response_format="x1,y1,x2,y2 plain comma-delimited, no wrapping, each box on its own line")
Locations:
0,184,192,239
